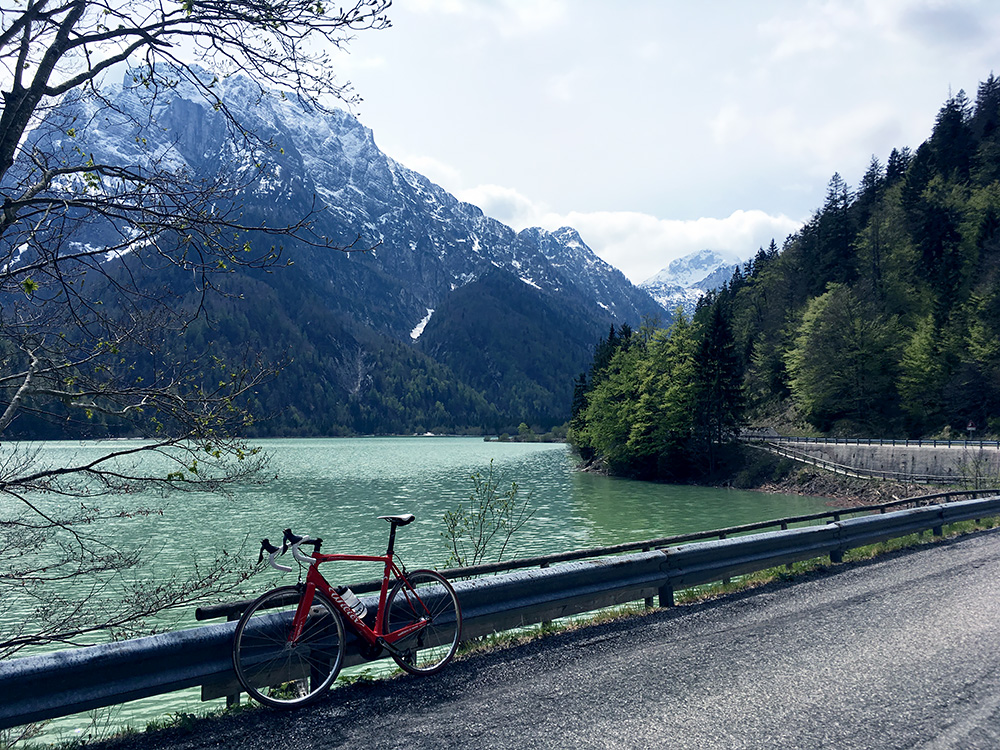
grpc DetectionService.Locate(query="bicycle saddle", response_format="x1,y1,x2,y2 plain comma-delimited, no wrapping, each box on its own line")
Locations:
379,513,415,526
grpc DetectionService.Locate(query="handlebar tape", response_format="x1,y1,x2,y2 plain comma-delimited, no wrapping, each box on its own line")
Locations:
281,528,323,553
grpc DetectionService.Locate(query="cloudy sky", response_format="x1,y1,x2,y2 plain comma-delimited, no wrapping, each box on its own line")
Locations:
330,0,1000,284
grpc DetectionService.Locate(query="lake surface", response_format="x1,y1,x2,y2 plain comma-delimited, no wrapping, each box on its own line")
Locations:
6,437,832,741
10,437,832,592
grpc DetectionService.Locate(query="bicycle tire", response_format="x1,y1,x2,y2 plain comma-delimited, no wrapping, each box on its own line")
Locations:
232,585,345,708
383,569,462,675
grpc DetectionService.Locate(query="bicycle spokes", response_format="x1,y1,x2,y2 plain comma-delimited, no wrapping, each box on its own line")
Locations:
232,587,346,708
383,570,461,675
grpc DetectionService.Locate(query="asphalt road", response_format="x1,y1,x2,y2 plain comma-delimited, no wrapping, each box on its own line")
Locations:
95,530,1000,750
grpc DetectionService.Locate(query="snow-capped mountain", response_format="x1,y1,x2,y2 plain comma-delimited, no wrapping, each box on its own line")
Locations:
111,72,661,337
640,249,740,315
22,70,666,433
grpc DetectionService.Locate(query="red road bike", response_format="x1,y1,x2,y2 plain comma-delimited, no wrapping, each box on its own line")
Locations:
232,513,462,708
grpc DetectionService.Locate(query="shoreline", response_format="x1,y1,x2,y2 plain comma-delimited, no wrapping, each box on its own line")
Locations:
573,450,957,508
750,469,955,508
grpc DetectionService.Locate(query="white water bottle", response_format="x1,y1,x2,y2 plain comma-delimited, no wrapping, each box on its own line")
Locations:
337,586,368,621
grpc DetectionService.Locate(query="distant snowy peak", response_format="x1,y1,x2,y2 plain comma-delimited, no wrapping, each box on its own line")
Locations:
640,249,739,315
641,248,739,289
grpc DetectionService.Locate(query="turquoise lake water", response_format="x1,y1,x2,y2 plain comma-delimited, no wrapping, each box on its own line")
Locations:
4,437,831,742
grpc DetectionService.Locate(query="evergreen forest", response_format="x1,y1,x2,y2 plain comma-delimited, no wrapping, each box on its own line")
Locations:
570,75,1000,479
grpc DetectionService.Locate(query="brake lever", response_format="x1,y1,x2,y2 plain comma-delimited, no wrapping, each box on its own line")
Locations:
258,538,280,564
282,528,304,555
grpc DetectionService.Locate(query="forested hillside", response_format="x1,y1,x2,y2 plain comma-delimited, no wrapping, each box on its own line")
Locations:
571,74,1000,479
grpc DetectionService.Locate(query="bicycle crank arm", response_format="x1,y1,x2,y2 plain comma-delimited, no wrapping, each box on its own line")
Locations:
375,637,408,658
376,626,428,658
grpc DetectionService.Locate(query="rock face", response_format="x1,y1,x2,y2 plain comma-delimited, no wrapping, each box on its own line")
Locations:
21,71,667,433
640,249,740,316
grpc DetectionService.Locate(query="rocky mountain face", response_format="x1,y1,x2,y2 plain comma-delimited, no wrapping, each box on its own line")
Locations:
29,72,666,434
640,249,739,316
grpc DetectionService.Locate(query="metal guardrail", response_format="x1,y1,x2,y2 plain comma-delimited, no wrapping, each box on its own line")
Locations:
194,488,997,620
740,433,1000,449
4,494,1000,731
755,442,960,484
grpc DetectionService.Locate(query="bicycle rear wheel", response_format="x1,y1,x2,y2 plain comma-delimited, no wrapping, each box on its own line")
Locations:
383,569,462,675
232,585,345,708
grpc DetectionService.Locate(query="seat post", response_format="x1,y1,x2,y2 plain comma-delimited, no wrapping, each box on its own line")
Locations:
386,522,398,557
378,513,414,556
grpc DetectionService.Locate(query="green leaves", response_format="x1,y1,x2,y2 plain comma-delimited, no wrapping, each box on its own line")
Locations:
572,315,713,479
785,284,901,431
19,278,38,297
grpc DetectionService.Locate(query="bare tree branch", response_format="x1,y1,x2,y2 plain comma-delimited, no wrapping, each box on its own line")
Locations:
0,0,390,666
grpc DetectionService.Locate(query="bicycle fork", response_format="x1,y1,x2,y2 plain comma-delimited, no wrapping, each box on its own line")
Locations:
289,582,318,644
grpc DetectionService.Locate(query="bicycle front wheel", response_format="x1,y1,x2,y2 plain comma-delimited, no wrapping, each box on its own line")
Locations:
232,586,345,708
383,569,462,675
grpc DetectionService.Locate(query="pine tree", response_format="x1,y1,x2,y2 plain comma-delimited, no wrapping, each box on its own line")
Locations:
886,147,913,184
972,73,1000,139
930,90,974,182
856,156,885,215
813,172,858,289
693,300,744,471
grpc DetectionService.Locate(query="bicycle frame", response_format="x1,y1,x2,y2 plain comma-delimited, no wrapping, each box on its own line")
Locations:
289,550,429,652
234,516,460,708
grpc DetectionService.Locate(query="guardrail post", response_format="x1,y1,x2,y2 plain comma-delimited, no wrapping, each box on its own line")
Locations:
830,549,844,563
642,547,655,609
780,523,793,570
540,562,553,627
226,613,240,707
718,534,731,585
658,584,674,607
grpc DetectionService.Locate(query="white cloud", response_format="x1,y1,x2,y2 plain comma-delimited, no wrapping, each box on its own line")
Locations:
758,0,996,63
457,182,802,284
456,183,548,227
545,69,580,102
709,100,904,181
758,4,853,61
554,209,803,285
709,103,744,147
408,0,568,36
632,40,662,63
397,154,464,193
763,103,904,167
